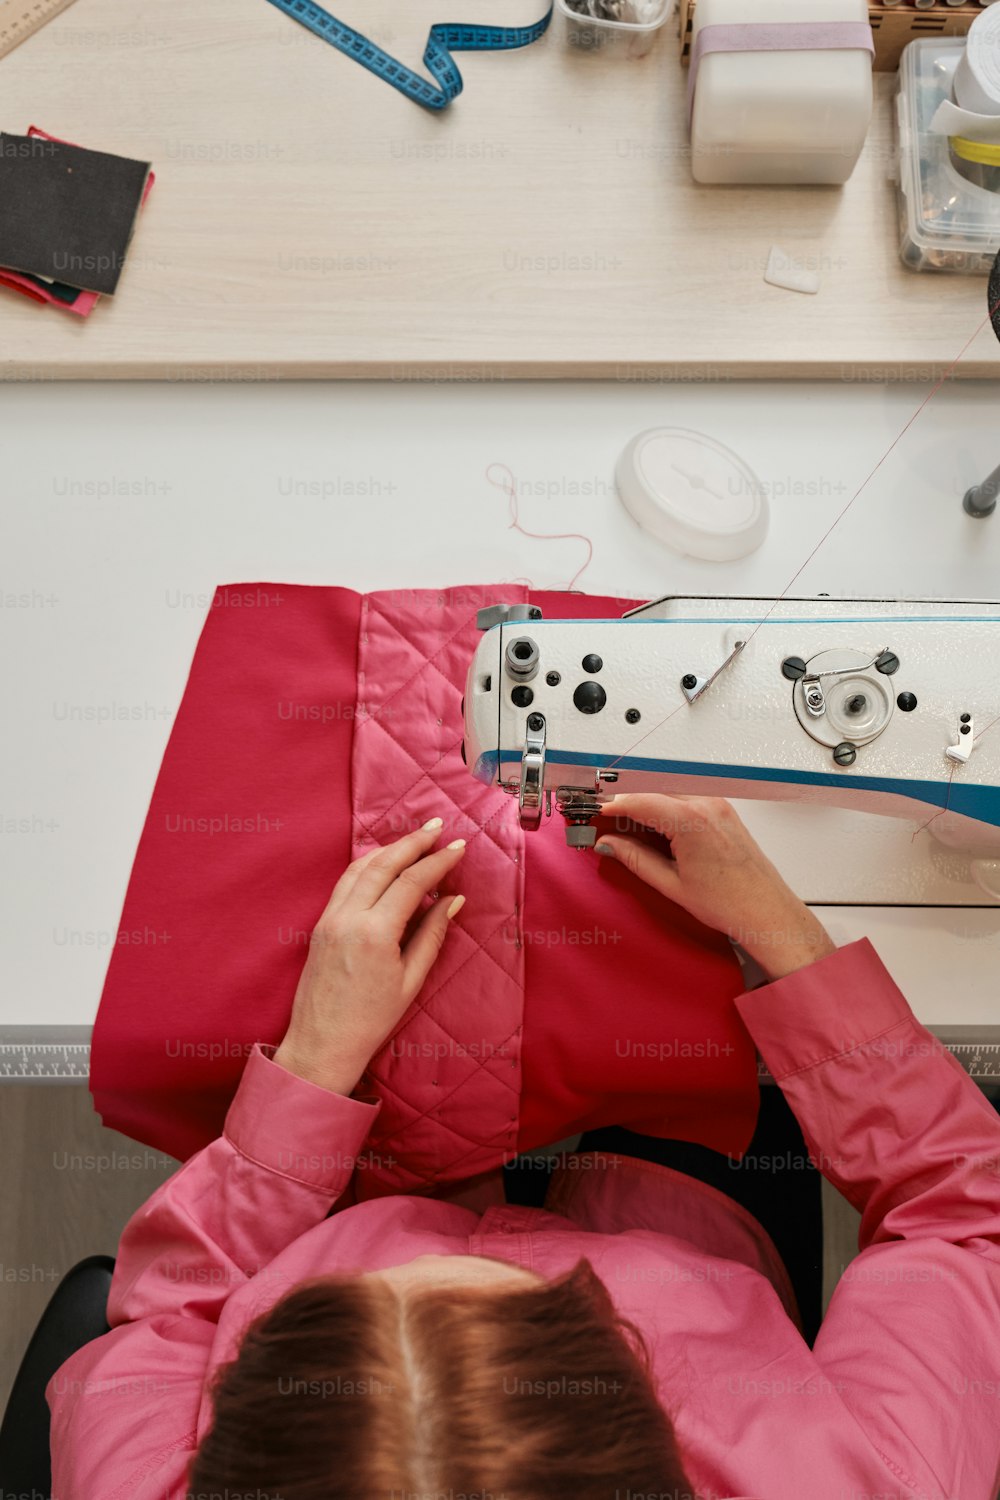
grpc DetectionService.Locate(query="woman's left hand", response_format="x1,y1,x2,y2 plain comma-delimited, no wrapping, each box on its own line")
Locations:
273,818,467,1095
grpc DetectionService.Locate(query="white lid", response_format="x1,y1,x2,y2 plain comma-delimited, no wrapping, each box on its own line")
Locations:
615,426,770,561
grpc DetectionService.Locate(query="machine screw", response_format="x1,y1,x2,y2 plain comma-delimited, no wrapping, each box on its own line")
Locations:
681,674,698,690
625,708,641,724
961,724,971,736
833,742,857,766
781,656,808,681
897,692,917,712
875,651,900,675
961,713,971,723
527,713,545,733
546,671,561,686
804,681,826,716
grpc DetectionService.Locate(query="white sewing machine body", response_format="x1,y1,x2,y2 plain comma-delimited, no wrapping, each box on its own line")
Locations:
463,596,1000,897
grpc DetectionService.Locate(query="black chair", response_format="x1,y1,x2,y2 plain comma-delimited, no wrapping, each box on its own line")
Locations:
506,1084,825,1345
0,1255,114,1500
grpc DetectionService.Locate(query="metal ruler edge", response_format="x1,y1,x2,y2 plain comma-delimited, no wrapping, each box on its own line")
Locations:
5,1025,1000,1083
0,1026,93,1080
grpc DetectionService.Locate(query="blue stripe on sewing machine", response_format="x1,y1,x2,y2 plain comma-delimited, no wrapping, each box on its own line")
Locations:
264,0,553,110
479,615,1000,630
474,749,1000,828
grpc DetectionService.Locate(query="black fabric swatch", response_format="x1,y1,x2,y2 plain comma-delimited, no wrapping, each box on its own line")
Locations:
0,134,150,295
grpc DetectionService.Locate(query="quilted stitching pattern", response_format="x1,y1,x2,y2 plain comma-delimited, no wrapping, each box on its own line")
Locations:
350,586,529,1198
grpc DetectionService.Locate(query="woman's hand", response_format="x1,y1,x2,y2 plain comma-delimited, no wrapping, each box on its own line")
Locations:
273,817,467,1094
595,794,835,981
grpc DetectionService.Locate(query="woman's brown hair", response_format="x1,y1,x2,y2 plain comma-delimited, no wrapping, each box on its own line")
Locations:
188,1259,695,1500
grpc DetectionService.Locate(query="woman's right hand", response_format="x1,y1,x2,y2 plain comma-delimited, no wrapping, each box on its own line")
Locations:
594,793,836,981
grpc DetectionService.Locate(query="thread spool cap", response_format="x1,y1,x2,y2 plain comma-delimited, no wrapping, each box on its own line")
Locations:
615,427,770,561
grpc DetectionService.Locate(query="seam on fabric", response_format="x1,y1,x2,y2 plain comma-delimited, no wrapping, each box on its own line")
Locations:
357,712,515,867
349,590,527,1187
369,907,524,1069
362,596,486,716
103,1426,200,1500
766,1017,913,1081
355,595,518,862
223,1130,346,1195
367,985,524,1146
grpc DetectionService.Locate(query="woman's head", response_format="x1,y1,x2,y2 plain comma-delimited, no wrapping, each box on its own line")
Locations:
189,1255,694,1500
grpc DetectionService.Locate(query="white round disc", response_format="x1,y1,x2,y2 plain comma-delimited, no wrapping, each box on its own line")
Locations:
615,426,770,561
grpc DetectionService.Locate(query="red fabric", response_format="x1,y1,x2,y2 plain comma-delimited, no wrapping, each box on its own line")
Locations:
0,273,47,304
91,583,757,1170
520,590,755,1152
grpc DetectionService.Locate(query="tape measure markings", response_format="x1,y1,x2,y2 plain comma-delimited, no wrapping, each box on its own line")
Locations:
264,0,553,110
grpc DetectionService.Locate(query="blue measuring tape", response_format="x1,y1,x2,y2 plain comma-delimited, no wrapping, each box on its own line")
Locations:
265,0,553,110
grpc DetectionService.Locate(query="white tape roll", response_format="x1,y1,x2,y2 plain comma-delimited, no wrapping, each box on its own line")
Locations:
955,5,1000,116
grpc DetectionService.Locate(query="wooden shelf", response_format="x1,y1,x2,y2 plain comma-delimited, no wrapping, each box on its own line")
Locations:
0,0,996,380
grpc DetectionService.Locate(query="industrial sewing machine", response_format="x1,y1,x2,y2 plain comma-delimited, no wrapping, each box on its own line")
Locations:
462,595,1000,901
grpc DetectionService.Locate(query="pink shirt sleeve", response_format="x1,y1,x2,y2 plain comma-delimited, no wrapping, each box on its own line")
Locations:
736,938,1000,1499
46,1044,381,1500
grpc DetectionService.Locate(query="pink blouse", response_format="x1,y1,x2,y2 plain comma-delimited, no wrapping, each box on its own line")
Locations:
48,939,1000,1500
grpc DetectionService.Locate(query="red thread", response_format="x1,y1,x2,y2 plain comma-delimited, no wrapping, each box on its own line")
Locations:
910,760,957,843
486,461,594,592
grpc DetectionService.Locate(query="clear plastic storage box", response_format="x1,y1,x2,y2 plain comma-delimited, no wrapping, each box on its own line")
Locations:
893,39,1000,275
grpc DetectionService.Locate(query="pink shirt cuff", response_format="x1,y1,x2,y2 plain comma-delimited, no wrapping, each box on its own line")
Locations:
734,938,913,1081
224,1043,382,1193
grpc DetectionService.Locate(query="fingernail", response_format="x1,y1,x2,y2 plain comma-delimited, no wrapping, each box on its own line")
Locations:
594,842,614,857
446,838,466,851
421,817,444,831
446,894,466,919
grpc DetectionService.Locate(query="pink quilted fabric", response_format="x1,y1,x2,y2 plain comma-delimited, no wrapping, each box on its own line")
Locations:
90,580,757,1191
351,585,528,1196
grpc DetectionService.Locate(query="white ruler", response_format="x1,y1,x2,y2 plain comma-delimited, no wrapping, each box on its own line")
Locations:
0,0,78,60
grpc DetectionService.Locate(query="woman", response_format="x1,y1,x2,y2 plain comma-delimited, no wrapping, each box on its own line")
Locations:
49,795,1000,1499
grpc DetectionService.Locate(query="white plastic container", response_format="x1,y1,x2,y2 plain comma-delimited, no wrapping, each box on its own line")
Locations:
555,0,669,59
689,0,874,185
893,39,1000,274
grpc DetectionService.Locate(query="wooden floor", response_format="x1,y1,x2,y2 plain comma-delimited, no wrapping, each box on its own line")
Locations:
0,1086,863,1415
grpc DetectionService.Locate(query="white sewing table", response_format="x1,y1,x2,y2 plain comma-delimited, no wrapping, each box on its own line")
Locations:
2,378,999,1070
